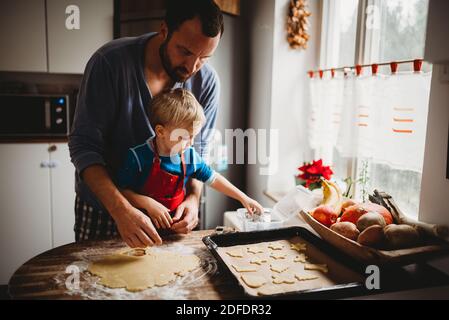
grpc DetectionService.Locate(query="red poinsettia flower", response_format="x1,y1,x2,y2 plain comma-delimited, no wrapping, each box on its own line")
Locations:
297,159,333,189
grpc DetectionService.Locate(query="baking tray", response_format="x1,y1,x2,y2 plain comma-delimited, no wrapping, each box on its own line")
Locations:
299,210,449,266
202,226,368,299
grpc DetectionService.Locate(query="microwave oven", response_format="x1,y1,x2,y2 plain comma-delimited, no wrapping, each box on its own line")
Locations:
0,94,70,138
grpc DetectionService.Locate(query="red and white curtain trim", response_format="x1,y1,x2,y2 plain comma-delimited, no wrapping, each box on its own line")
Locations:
307,59,432,173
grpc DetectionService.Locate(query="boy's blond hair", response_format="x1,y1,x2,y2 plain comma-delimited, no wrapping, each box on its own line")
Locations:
149,88,206,129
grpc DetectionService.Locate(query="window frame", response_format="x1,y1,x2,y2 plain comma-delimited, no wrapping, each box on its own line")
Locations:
318,0,430,206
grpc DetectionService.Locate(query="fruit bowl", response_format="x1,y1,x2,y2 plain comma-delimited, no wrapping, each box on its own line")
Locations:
300,208,449,266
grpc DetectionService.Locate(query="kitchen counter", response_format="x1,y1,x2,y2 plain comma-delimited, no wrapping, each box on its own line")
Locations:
8,228,449,300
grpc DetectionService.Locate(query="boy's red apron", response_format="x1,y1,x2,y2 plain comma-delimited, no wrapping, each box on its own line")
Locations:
141,141,186,212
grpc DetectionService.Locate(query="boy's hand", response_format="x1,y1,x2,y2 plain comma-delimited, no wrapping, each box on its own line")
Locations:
241,196,264,215
142,198,173,229
171,194,200,234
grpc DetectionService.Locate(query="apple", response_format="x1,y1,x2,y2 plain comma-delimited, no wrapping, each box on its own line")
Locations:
340,202,394,225
311,205,338,227
341,199,358,215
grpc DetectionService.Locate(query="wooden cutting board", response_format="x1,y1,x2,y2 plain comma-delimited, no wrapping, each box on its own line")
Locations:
8,230,244,300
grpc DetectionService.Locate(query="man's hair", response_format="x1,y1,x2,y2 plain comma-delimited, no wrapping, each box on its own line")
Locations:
149,88,206,129
165,0,224,37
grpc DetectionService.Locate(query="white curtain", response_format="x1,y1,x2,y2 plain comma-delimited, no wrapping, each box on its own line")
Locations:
307,70,432,173
307,74,344,163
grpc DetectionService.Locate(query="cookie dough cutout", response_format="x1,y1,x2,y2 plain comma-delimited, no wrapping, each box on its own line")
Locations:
295,273,319,281
305,263,328,273
272,274,296,284
241,274,266,288
226,248,245,258
250,257,268,265
290,242,307,252
270,262,289,273
267,242,284,250
293,253,307,263
232,264,258,273
270,252,286,260
247,246,265,254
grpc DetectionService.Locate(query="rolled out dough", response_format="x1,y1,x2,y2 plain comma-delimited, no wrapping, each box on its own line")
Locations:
88,249,200,292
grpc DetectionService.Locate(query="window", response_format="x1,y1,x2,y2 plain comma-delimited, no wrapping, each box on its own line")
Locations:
314,0,431,218
374,0,429,63
320,0,359,69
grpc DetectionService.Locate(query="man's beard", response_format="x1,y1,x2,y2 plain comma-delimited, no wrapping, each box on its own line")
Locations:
159,39,192,83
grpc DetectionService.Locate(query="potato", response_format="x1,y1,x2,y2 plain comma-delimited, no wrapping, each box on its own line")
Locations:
384,224,420,249
330,222,360,241
357,225,385,247
356,211,386,232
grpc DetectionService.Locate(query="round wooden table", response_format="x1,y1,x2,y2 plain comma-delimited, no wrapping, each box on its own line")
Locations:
8,230,244,300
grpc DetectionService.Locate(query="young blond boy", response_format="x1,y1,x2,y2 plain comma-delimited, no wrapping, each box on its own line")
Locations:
116,89,263,231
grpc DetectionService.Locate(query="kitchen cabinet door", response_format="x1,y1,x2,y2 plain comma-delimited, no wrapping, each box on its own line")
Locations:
49,143,75,247
0,144,52,285
0,0,47,72
46,0,114,74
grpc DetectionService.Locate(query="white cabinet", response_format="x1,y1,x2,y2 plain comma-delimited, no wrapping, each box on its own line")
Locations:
0,0,47,72
0,143,75,285
46,0,114,73
0,0,113,74
49,143,76,247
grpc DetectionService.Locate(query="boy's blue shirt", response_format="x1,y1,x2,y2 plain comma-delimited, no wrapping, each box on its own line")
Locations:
115,139,216,193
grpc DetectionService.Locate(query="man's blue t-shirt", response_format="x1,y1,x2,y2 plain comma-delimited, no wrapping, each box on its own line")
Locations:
115,139,216,193
68,32,220,210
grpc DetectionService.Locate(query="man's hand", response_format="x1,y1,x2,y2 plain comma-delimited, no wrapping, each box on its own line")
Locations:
112,204,163,248
170,194,200,234
81,165,162,248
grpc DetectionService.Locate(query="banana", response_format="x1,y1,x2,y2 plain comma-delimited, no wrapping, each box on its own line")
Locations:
320,178,343,215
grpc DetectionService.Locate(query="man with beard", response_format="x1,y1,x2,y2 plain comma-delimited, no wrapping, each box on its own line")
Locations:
68,0,223,247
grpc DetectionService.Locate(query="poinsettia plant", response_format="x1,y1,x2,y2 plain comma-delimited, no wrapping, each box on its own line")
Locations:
296,159,333,190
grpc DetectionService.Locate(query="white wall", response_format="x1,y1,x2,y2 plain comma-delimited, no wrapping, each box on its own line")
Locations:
245,0,321,204
245,0,276,207
267,0,321,194
419,0,449,228
424,0,449,64
205,14,249,228
419,64,449,227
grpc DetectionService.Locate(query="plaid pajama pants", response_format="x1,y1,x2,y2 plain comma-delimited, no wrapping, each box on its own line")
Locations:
74,195,119,241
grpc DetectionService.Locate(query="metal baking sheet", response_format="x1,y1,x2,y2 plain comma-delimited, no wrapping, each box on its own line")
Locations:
202,227,368,298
